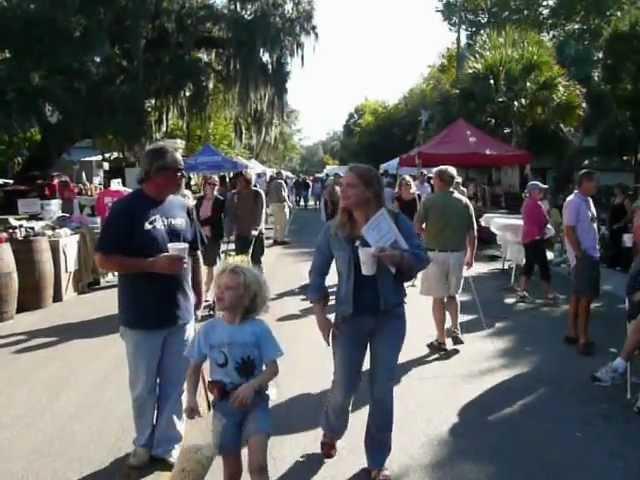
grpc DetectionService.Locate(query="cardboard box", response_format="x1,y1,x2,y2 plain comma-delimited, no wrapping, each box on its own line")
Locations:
17,198,41,215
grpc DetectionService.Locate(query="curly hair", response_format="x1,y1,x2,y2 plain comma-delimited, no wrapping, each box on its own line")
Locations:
215,262,270,319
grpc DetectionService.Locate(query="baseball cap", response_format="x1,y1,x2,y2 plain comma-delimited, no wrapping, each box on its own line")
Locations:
525,181,549,194
140,144,184,182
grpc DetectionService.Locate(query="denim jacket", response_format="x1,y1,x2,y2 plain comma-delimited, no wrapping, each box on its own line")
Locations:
308,210,430,320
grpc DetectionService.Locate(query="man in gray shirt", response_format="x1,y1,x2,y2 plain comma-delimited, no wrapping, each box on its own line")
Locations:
267,170,292,245
563,169,600,356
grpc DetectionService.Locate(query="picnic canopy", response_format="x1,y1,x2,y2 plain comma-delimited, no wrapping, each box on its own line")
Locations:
379,157,431,176
244,158,269,174
185,144,247,174
399,119,533,168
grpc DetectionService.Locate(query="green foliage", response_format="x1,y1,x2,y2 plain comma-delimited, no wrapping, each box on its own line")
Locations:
0,0,316,173
322,154,338,167
602,8,640,143
461,27,584,146
0,129,40,176
298,142,325,173
329,28,584,170
438,0,548,43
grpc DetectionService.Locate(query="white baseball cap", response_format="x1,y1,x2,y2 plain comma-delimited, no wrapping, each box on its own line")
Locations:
525,181,549,194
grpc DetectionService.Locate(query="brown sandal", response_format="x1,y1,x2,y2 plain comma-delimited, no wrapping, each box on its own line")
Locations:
370,468,391,479
320,435,337,459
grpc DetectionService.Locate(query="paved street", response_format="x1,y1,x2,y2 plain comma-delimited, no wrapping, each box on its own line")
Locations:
2,209,639,480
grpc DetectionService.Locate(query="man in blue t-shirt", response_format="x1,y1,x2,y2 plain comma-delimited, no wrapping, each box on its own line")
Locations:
95,144,204,468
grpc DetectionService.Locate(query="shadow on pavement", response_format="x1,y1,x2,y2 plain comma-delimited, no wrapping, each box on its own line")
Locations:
411,265,639,480
76,454,172,480
271,283,337,305
271,283,310,301
272,353,451,437
0,314,119,354
346,467,371,479
277,303,336,323
276,453,325,480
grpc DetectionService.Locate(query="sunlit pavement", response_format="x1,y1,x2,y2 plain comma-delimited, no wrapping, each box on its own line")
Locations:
1,208,638,480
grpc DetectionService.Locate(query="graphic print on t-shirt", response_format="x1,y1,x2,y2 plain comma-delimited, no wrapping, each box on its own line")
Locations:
188,318,284,388
211,347,257,380
211,340,260,385
144,214,188,231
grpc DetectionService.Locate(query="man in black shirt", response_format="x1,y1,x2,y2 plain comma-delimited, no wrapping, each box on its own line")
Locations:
95,144,204,468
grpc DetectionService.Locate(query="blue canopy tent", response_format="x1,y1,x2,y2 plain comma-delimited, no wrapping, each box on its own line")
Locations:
185,144,247,174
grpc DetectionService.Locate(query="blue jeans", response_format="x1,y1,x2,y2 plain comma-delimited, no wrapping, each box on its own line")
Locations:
120,322,195,461
322,307,406,470
213,392,272,455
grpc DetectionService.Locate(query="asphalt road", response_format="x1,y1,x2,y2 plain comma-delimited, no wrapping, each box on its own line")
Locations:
2,208,639,480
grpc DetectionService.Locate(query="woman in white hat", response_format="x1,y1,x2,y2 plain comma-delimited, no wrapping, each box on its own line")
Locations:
517,181,558,304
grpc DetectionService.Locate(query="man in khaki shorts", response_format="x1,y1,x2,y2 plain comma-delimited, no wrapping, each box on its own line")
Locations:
415,166,477,352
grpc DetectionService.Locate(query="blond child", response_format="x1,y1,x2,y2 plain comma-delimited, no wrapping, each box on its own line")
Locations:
185,263,282,480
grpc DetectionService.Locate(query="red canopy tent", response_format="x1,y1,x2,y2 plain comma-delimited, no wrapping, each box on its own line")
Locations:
399,118,533,168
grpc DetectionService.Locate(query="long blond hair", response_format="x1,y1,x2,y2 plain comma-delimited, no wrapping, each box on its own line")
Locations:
336,164,384,238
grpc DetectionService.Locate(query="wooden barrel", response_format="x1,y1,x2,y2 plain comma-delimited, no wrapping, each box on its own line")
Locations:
0,242,18,321
11,237,54,312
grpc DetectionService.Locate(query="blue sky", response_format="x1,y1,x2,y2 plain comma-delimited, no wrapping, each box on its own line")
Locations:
287,0,455,143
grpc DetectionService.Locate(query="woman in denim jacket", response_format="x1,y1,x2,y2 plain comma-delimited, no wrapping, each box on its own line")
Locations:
308,164,429,480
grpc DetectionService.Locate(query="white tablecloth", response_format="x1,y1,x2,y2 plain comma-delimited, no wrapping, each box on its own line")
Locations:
480,214,525,265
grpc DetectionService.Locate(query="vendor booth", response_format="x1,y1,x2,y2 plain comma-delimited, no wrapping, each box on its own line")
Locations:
399,118,532,169
185,145,248,174
400,119,538,284
400,119,533,211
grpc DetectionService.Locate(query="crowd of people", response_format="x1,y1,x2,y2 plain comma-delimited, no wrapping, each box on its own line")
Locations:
94,143,640,480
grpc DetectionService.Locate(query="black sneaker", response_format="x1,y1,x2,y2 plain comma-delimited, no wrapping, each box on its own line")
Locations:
451,334,465,346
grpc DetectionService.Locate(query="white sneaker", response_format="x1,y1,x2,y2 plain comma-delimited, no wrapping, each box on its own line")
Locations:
591,362,625,386
127,447,151,468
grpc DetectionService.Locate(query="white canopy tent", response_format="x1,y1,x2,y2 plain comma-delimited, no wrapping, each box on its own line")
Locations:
244,158,269,174
379,157,430,176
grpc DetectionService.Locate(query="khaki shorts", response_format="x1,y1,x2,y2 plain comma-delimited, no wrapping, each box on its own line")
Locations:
420,250,466,298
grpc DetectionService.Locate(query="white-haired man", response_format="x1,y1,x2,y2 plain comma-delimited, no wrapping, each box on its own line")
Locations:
415,166,477,352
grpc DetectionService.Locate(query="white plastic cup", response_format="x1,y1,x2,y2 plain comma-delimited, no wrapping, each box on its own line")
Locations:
358,246,377,276
623,233,634,248
168,242,189,258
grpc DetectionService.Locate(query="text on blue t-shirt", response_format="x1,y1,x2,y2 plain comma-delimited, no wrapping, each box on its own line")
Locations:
95,189,203,330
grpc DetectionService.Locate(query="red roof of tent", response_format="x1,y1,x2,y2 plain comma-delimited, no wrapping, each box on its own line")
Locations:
399,118,533,168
